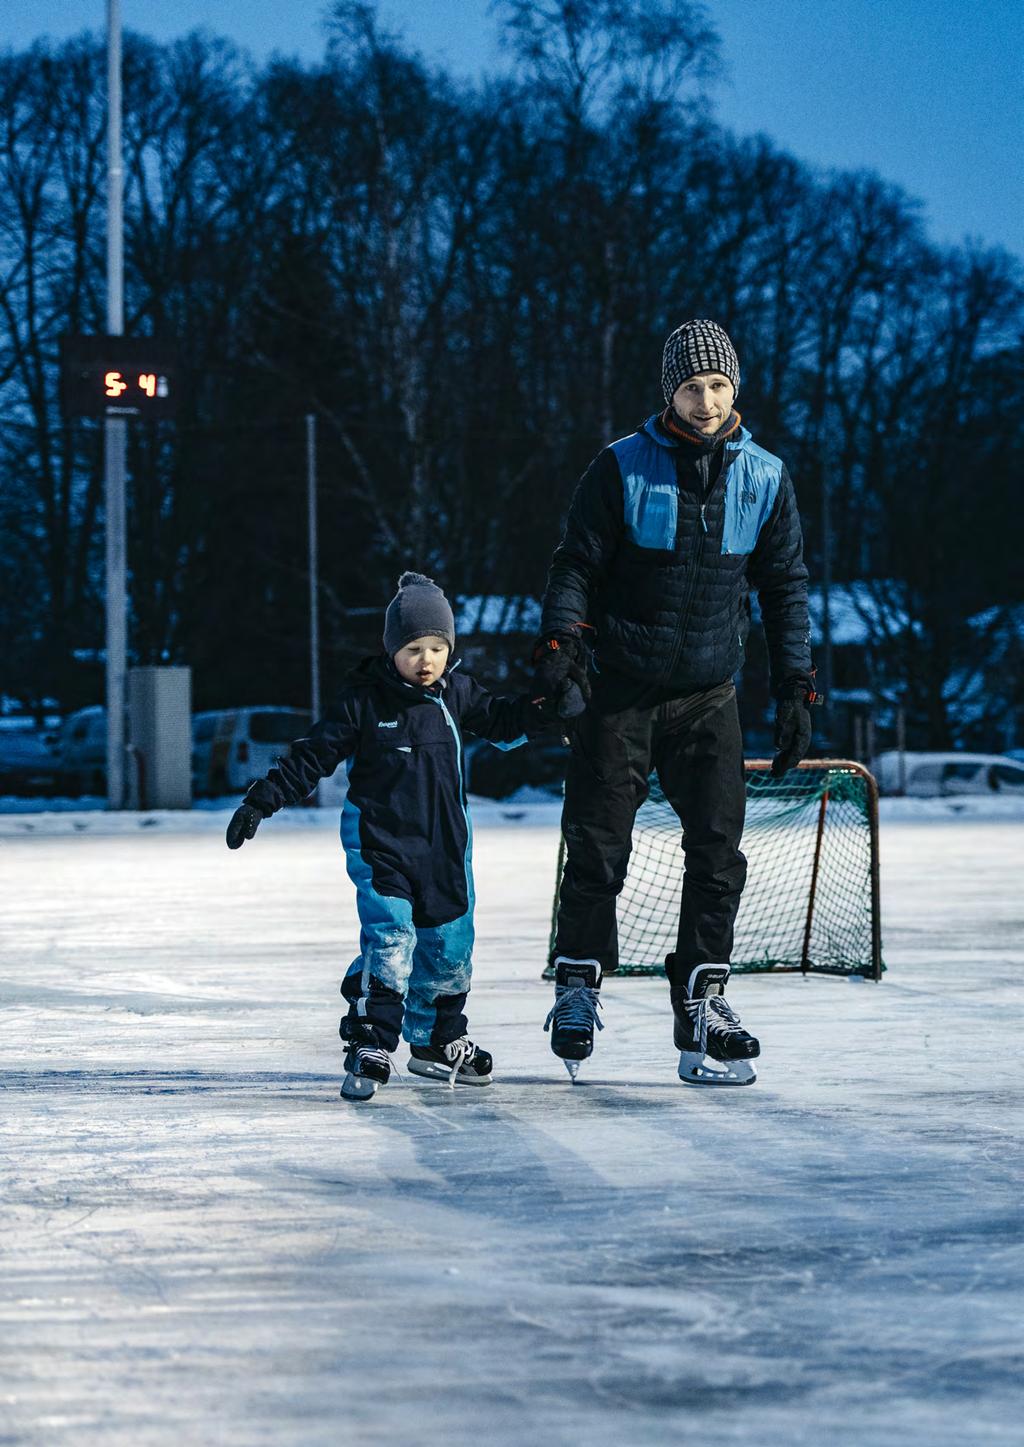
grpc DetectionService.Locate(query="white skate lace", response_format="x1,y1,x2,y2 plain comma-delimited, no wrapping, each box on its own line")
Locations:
684,995,746,1056
442,1036,477,1088
544,986,604,1036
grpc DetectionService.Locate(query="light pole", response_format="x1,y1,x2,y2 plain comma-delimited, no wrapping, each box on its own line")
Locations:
820,459,833,725
105,0,127,809
306,413,321,724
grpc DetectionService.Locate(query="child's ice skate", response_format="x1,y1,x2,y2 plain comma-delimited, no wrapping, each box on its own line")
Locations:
408,1036,493,1088
670,961,759,1087
341,1022,392,1101
544,957,603,1081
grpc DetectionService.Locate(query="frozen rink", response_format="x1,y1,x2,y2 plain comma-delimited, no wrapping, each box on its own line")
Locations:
2,799,1023,1446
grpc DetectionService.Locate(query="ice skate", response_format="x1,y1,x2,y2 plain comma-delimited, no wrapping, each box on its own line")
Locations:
340,1023,392,1101
671,962,759,1087
544,957,603,1081
408,1036,493,1088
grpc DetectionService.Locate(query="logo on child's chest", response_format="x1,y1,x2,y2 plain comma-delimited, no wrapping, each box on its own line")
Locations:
374,711,452,753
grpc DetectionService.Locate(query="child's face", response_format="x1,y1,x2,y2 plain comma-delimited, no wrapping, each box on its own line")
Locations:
393,636,451,687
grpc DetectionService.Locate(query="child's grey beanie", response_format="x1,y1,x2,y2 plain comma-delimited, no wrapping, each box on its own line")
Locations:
383,572,456,657
662,319,740,403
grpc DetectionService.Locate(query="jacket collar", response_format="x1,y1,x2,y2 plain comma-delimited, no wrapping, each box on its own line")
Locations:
347,652,459,702
641,413,752,453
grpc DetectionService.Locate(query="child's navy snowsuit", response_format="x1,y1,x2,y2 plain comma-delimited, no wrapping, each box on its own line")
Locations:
244,656,546,1051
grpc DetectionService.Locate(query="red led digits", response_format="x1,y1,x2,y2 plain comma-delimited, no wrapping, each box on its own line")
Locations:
63,338,179,417
137,374,170,399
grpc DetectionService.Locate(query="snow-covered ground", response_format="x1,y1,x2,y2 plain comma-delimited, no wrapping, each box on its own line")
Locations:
1,803,1022,1446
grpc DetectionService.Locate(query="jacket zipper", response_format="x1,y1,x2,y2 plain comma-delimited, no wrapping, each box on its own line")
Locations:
434,693,474,891
663,455,725,685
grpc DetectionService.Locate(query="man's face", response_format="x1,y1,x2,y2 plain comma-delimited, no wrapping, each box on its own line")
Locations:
671,372,736,433
393,635,450,687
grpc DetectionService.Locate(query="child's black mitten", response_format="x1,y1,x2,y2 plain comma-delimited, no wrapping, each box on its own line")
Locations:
226,802,263,849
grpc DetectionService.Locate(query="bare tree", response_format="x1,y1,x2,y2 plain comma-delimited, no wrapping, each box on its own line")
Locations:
1,9,1021,744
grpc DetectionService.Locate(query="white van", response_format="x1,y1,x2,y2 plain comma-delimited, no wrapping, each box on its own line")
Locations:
192,707,312,797
872,751,1024,797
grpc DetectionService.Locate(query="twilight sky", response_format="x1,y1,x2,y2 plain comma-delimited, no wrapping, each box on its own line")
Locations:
5,0,1022,256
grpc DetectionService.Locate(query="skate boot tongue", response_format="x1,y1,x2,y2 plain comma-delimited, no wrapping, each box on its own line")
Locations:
686,963,730,999
555,957,601,991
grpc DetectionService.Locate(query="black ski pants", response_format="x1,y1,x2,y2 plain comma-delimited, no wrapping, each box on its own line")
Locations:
553,678,747,982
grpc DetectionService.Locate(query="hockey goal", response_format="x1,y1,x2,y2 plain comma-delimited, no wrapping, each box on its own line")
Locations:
546,759,883,980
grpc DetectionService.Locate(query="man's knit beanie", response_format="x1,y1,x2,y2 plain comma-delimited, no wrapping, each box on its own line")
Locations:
383,571,455,657
662,319,741,404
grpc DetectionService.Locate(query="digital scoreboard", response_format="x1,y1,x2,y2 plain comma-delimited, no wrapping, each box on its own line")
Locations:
61,335,180,418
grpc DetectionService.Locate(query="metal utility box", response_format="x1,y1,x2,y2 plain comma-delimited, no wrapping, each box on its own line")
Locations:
128,667,192,809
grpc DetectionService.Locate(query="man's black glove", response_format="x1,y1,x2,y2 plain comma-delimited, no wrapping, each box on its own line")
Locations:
771,678,817,778
226,802,264,849
532,633,591,719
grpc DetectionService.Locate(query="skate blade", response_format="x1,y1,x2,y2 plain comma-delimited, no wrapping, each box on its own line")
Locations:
564,1060,581,1082
407,1059,492,1086
340,1071,380,1101
677,1052,757,1087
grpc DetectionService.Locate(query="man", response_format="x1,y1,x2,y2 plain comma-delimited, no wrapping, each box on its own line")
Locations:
534,319,816,1086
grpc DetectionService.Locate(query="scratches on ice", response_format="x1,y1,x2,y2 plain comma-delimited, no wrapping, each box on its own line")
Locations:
1,808,1023,1445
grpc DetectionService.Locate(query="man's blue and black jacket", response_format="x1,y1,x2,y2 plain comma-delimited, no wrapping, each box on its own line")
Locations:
244,655,546,927
541,414,812,695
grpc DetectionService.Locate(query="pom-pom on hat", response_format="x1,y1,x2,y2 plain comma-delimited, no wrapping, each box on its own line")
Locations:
383,571,455,657
662,319,740,404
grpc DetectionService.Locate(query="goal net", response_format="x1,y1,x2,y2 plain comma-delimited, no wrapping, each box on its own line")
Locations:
547,760,882,979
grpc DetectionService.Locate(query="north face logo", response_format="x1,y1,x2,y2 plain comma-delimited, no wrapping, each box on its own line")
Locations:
742,490,757,504
377,720,398,729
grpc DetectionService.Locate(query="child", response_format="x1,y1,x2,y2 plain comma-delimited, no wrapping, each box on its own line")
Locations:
226,572,552,1101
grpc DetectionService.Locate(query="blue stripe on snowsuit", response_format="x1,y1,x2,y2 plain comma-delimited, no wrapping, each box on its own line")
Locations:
487,733,528,752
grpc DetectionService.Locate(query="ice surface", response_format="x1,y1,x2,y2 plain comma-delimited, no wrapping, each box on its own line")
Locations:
1,804,1023,1445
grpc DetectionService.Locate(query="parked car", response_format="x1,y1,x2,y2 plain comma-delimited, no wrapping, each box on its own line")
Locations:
872,750,1024,797
192,707,313,796
0,728,62,797
47,706,152,800
51,705,109,795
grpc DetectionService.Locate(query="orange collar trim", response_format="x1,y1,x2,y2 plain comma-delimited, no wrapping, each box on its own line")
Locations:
660,407,742,446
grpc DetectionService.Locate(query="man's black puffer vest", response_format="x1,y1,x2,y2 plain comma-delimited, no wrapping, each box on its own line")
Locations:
541,413,811,695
